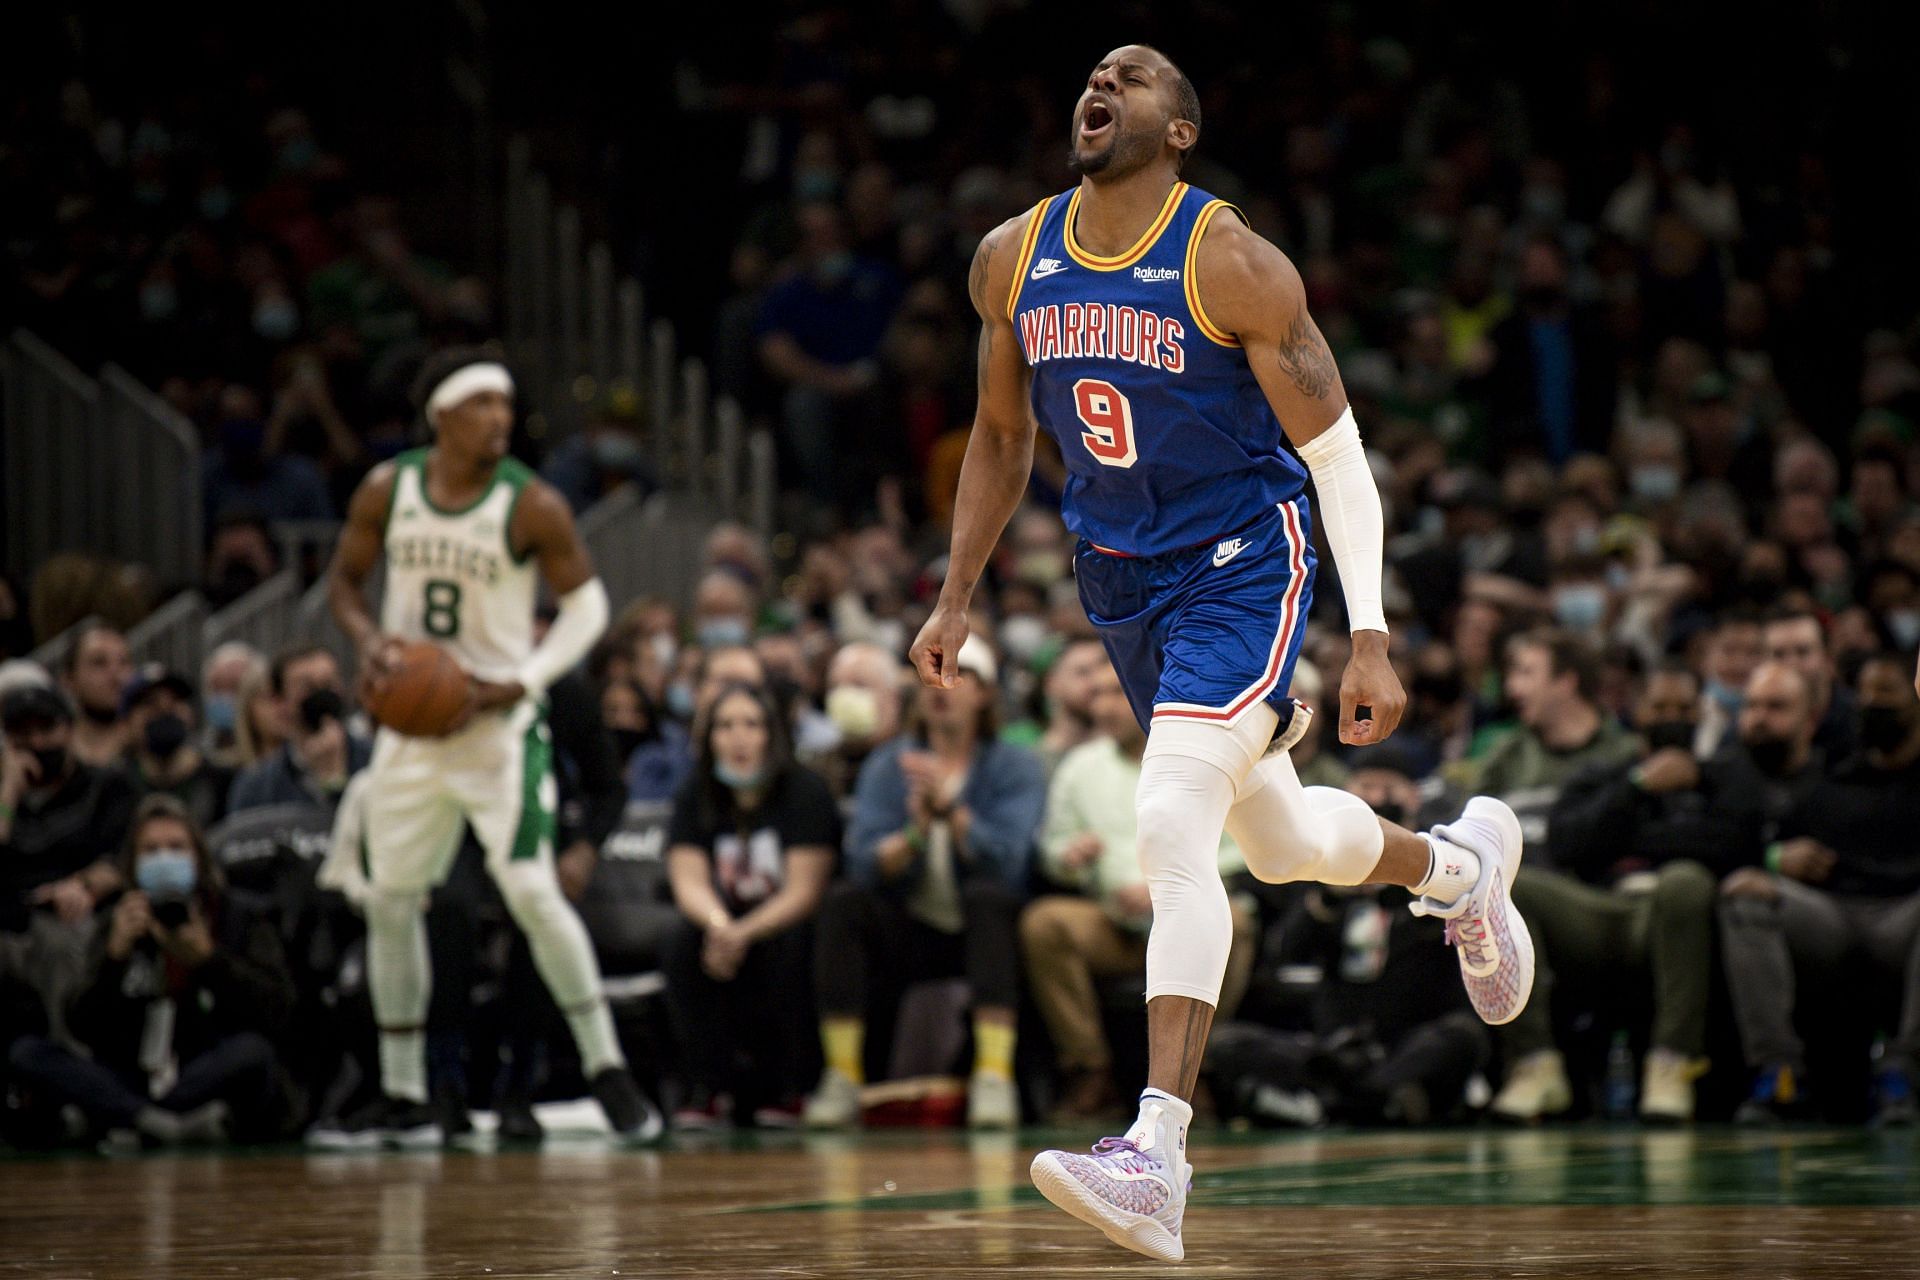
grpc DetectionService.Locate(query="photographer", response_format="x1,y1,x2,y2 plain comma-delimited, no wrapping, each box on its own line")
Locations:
2,682,136,935
121,666,235,830
226,646,370,814
7,796,296,1146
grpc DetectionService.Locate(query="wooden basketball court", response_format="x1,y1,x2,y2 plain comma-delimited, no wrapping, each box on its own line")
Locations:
4,1126,1916,1277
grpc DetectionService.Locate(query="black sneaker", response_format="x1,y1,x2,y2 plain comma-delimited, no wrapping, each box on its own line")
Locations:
497,1093,546,1145
591,1067,664,1143
433,1084,476,1148
307,1095,389,1150
380,1096,442,1150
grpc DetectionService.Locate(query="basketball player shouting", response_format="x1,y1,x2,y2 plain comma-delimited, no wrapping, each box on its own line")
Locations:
326,348,657,1145
910,47,1533,1260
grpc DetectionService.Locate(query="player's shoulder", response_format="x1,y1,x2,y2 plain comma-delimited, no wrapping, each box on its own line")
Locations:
970,209,1040,319
346,456,407,522
1193,203,1295,283
504,466,575,533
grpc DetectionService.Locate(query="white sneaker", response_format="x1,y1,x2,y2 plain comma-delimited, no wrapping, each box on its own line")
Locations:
1030,1093,1191,1262
1410,796,1535,1026
1491,1049,1573,1121
802,1068,863,1129
967,1072,1017,1129
1641,1049,1706,1123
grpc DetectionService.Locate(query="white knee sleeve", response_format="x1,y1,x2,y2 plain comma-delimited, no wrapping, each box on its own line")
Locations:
1227,752,1385,885
1135,745,1241,1006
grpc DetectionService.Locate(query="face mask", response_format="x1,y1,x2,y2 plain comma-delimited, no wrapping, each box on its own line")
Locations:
611,728,646,759
665,682,695,720
136,847,197,901
1888,610,1920,651
1630,465,1682,502
253,299,299,342
142,712,190,759
1644,720,1695,752
31,746,69,783
714,759,765,790
203,693,237,734
998,615,1050,666
1858,706,1914,753
696,618,751,650
1744,735,1794,776
826,684,880,741
1706,679,1744,715
590,432,645,472
1553,584,1608,632
648,632,677,671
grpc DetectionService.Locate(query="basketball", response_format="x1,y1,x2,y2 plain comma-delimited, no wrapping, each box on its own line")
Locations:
366,639,470,737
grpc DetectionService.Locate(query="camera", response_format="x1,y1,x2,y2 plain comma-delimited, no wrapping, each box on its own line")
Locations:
298,687,347,735
151,897,191,929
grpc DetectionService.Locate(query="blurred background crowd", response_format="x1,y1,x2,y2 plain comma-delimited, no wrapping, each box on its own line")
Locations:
4,2,1920,1148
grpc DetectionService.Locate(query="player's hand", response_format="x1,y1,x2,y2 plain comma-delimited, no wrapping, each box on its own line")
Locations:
1338,631,1404,746
471,679,527,716
357,633,406,704
909,602,970,689
438,680,481,737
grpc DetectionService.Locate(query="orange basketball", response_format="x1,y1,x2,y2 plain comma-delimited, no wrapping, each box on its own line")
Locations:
367,640,471,737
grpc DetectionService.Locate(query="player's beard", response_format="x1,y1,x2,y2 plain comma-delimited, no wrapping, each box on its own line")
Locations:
1067,119,1160,180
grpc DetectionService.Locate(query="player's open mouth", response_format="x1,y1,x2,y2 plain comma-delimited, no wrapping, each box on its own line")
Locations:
1081,100,1114,139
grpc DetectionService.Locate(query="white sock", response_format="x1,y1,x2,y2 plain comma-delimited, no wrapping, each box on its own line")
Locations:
379,1031,428,1104
1411,834,1480,906
565,999,625,1076
366,890,431,1104
1126,1088,1194,1164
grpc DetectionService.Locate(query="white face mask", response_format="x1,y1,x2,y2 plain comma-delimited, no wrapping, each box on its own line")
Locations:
826,685,880,741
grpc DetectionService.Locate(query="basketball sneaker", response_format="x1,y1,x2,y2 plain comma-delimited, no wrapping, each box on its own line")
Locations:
803,1068,863,1129
591,1067,664,1143
967,1071,1018,1129
674,1088,734,1132
1030,1089,1192,1262
1490,1049,1573,1122
1410,796,1535,1026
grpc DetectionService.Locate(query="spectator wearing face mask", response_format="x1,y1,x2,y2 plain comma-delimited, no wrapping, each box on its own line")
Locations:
6,795,297,1147
58,622,134,769
691,572,760,657
199,643,266,770
602,677,691,804
1694,610,1765,759
1,682,136,936
1491,662,1759,1122
664,683,837,1129
120,666,234,832
1720,652,1920,1125
808,642,907,806
226,645,370,813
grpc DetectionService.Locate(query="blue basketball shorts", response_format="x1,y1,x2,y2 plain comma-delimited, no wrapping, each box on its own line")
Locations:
1073,495,1317,733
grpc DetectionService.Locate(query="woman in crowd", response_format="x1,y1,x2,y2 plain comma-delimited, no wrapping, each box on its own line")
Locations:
663,681,837,1128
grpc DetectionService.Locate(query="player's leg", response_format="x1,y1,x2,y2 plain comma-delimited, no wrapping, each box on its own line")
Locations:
356,733,465,1142
1225,734,1534,1027
462,706,656,1138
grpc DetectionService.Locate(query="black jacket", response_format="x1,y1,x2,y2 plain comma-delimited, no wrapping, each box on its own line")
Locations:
1780,752,1920,898
1549,751,1770,884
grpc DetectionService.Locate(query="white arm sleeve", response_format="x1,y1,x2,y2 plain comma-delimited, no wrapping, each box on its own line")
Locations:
1294,406,1387,634
517,577,609,696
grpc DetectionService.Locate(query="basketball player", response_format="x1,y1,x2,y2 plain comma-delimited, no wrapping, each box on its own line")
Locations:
909,47,1534,1260
326,348,657,1144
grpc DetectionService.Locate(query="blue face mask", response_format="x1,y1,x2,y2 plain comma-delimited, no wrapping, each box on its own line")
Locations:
665,682,696,720
203,693,237,734
136,848,197,901
1705,680,1744,715
1553,584,1608,632
714,759,765,790
697,618,751,650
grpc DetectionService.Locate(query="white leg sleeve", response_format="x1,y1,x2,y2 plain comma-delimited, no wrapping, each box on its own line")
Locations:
493,861,626,1074
1226,750,1385,886
366,887,431,1102
1133,708,1276,1007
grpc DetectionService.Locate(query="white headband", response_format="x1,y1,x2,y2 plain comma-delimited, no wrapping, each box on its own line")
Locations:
426,362,514,418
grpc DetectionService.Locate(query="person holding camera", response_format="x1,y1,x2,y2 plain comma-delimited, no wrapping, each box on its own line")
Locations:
226,646,371,814
6,795,297,1146
121,666,235,831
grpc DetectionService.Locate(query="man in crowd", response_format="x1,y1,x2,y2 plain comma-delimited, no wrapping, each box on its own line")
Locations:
226,646,369,813
1491,662,1757,1122
1762,606,1856,762
810,641,906,805
1721,651,1920,1125
120,666,234,831
1,683,136,934
59,622,133,768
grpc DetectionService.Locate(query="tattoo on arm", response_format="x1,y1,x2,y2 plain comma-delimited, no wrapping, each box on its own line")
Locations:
968,236,992,315
1275,310,1337,400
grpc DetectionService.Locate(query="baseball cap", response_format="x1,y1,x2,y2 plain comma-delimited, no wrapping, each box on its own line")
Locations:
955,634,998,684
1,683,75,733
120,664,195,718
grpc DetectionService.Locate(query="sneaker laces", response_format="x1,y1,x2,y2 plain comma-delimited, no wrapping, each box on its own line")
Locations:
1443,911,1496,973
1090,1136,1157,1175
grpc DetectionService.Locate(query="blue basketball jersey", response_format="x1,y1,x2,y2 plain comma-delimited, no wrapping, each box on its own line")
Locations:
1007,181,1307,557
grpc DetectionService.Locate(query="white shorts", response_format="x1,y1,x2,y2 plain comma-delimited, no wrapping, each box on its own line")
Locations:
360,699,558,893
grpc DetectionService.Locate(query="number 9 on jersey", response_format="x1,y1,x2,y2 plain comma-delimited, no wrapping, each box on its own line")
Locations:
1072,377,1138,469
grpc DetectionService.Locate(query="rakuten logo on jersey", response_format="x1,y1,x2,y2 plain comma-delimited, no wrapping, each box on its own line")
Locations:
1132,265,1180,282
1017,303,1186,373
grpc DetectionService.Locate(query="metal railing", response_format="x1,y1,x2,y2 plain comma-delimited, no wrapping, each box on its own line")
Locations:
202,567,303,659
124,590,209,676
1,331,202,590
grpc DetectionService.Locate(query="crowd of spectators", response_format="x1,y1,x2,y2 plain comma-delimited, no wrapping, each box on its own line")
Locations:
7,6,1920,1147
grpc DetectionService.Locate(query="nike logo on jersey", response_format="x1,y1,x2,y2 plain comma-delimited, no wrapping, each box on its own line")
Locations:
1030,257,1068,280
1212,538,1249,567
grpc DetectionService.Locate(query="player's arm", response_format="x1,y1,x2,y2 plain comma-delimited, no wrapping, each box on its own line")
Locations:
1195,217,1403,745
499,480,610,708
326,463,403,696
909,214,1036,689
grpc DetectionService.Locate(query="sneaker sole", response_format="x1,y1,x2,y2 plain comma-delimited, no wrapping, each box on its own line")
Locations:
1457,796,1536,1026
381,1123,442,1150
1030,1151,1184,1262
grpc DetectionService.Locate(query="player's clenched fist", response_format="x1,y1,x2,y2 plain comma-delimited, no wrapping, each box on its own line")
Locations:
1339,630,1405,745
909,603,970,688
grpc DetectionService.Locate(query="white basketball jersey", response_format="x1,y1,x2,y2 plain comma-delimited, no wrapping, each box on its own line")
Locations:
380,449,539,682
